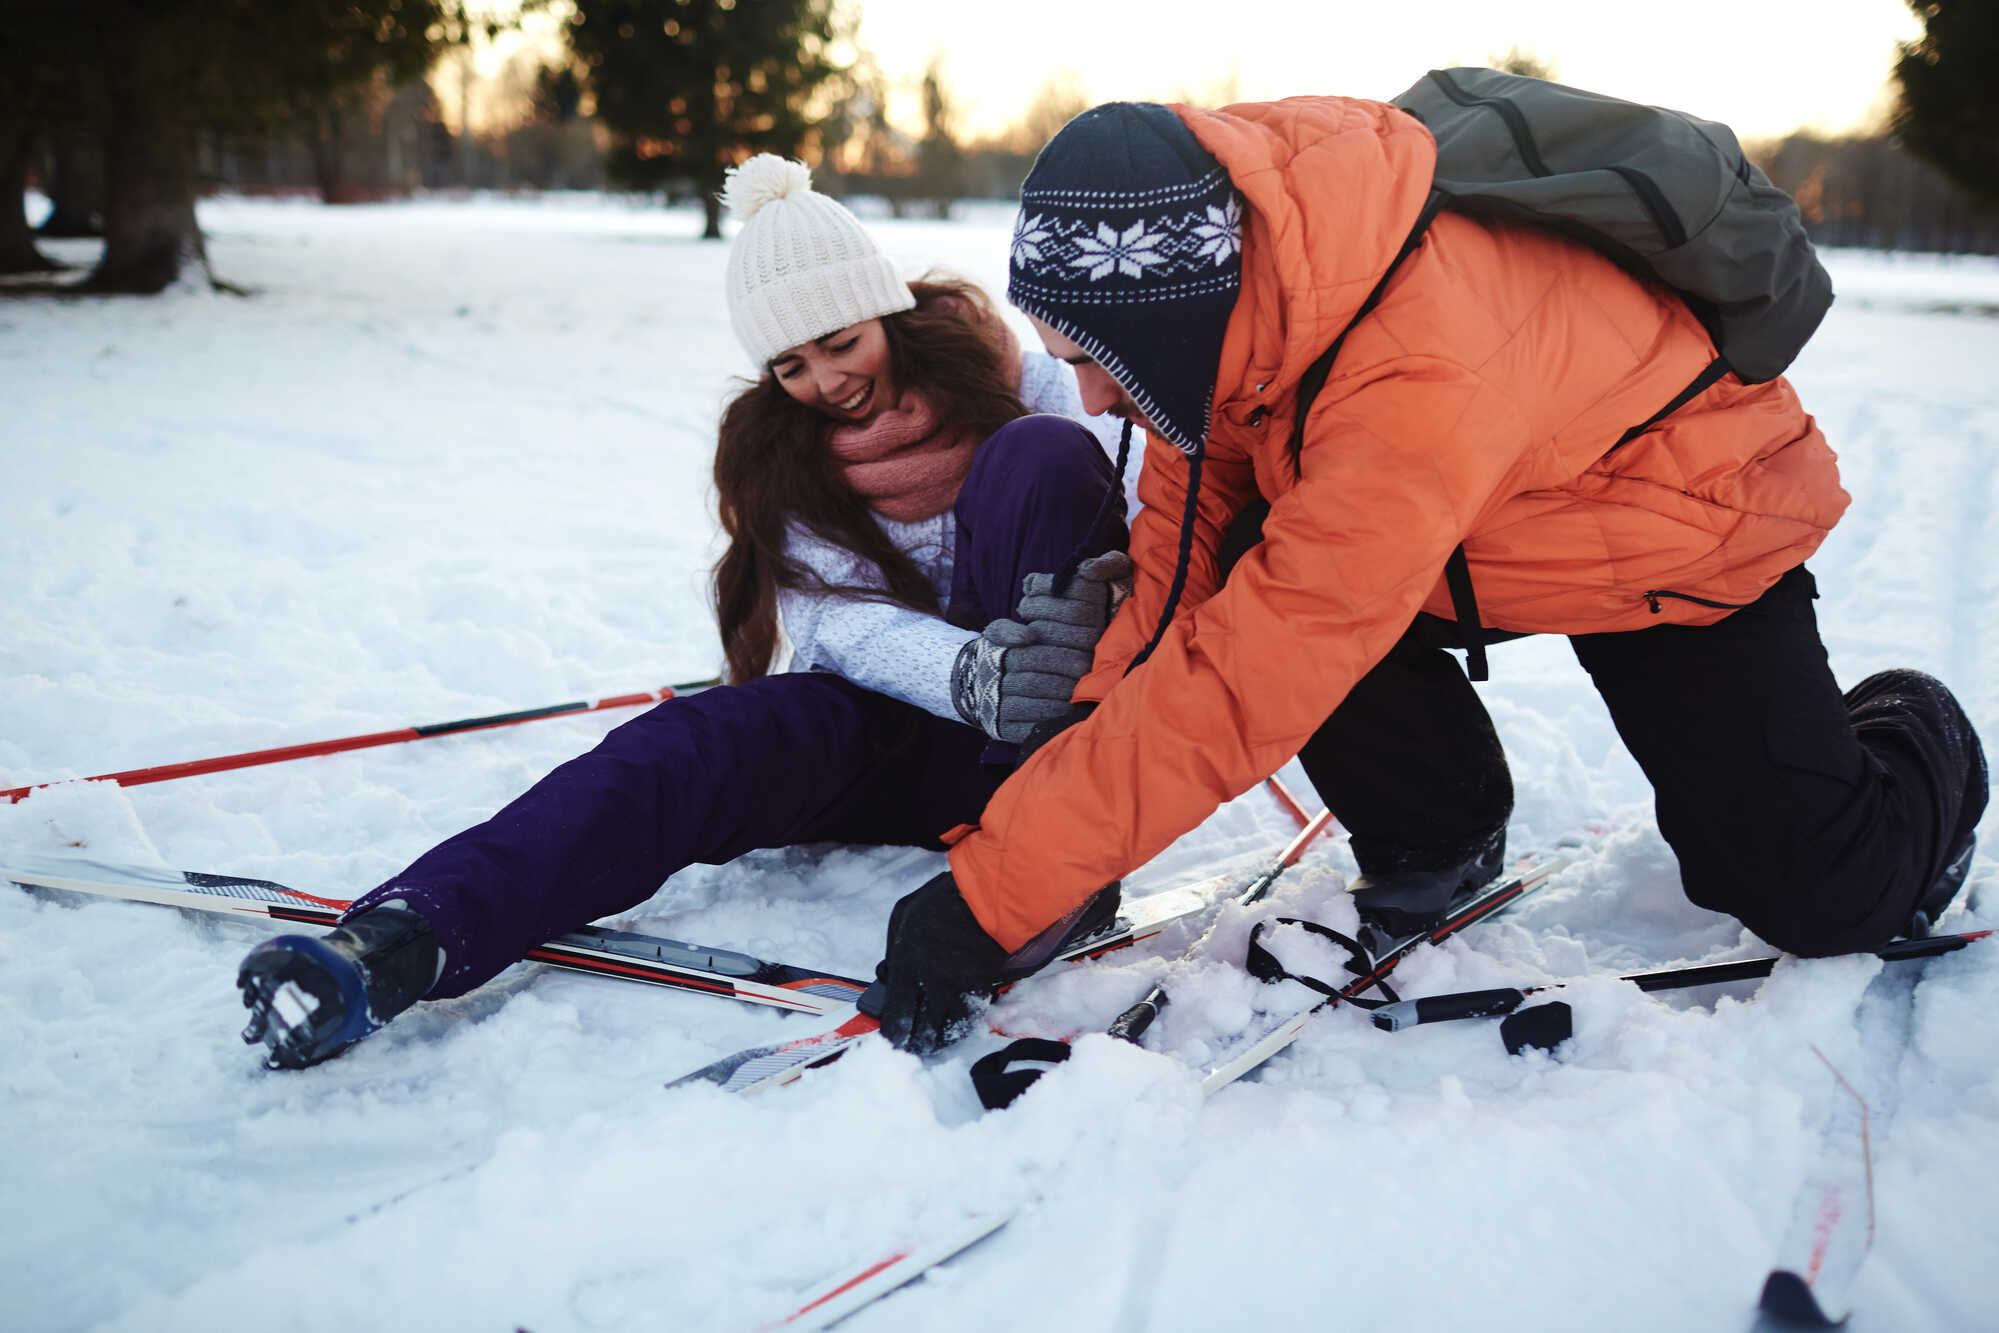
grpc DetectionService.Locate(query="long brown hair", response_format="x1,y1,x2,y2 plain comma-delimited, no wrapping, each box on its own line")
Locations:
713,278,1029,684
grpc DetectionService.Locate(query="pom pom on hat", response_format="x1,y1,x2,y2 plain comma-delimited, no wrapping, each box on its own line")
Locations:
722,154,814,223
723,154,916,366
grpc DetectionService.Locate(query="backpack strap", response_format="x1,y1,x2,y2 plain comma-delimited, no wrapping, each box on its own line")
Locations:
1444,545,1488,681
1286,190,1447,476
1286,194,1734,686
1604,354,1733,456
1439,353,1735,677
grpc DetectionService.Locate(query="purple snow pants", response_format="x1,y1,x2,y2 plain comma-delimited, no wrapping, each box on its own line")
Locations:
351,415,1124,999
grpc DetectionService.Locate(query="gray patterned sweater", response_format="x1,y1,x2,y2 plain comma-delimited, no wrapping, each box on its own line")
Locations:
771,348,1130,721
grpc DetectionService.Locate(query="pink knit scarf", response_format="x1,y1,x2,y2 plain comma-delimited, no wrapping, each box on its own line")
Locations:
824,306,1023,523
824,388,981,523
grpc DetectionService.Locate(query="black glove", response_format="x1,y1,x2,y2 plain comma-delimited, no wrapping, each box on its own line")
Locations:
860,871,1126,1053
1018,701,1097,761
859,871,1010,1054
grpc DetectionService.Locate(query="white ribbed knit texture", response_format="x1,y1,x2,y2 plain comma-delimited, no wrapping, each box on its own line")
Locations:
722,155,915,366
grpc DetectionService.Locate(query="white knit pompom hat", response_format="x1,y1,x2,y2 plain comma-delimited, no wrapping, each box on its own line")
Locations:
722,155,916,366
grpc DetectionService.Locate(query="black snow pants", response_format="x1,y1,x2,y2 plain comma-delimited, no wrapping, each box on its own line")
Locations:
1220,506,1988,956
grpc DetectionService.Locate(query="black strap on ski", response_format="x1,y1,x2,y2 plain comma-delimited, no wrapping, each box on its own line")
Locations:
972,910,1413,1109
969,1037,1073,1111
1245,917,1401,1009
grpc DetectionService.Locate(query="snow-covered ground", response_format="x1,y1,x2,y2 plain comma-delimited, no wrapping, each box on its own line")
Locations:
3,195,1996,1332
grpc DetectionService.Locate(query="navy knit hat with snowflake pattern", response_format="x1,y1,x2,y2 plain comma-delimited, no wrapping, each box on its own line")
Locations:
1008,102,1243,456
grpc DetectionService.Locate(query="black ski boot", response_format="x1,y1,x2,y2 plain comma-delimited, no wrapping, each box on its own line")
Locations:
1844,668,1988,940
237,906,442,1069
1053,881,1123,953
1350,831,1506,939
1908,833,1976,938
988,881,1123,981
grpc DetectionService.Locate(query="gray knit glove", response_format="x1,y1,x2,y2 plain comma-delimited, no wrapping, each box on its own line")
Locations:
952,620,1091,743
1017,551,1134,650
951,552,1134,744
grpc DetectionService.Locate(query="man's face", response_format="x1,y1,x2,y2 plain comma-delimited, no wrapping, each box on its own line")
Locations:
1026,314,1161,436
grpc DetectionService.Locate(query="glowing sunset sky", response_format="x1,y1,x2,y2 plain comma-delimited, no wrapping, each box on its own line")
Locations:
853,0,1922,142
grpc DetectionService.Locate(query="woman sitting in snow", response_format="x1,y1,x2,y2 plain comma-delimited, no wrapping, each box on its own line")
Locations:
234,156,1134,1069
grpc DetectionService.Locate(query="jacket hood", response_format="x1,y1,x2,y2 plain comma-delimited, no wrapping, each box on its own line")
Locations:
1172,97,1439,420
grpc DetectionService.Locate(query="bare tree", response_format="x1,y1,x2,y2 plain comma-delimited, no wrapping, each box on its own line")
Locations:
1486,46,1558,80
1012,71,1090,155
918,57,963,217
1754,130,1999,253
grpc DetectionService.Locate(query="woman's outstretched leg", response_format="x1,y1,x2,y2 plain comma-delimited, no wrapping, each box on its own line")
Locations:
239,674,1004,1066
349,673,1000,999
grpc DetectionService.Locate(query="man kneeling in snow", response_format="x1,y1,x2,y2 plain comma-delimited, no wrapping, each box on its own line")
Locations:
862,92,1987,1052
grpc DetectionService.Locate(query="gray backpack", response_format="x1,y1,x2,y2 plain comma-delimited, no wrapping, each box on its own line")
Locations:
1288,69,1834,678
1390,66,1831,384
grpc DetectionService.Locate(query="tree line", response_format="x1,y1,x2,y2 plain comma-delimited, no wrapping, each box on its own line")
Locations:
4,0,1996,294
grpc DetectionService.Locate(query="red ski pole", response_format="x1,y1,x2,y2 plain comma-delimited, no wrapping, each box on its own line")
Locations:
1263,773,1317,830
3,678,721,804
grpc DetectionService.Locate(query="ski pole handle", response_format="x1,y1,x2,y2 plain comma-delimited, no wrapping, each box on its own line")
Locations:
1370,987,1529,1031
1107,984,1169,1043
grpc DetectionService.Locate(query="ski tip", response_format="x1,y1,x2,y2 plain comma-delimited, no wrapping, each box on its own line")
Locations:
1759,1270,1845,1327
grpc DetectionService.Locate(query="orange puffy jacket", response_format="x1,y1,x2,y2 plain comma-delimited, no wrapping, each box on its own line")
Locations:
949,95,1849,951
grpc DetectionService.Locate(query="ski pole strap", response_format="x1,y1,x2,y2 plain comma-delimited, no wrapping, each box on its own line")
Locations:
972,983,1173,1110
1245,918,1400,1009
970,1037,1073,1111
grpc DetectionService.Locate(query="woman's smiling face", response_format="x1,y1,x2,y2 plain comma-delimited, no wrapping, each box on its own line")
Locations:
769,319,899,422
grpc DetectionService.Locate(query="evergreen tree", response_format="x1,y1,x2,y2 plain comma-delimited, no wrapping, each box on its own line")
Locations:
1893,0,1999,206
566,0,845,238
0,0,463,293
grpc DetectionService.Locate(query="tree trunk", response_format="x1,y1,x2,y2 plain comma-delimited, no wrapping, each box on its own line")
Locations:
702,189,723,239
38,132,103,238
312,101,345,204
1,125,61,274
86,72,208,293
